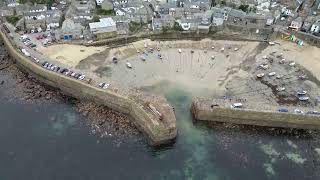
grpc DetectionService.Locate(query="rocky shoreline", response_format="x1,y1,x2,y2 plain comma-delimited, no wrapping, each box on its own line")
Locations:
0,41,143,145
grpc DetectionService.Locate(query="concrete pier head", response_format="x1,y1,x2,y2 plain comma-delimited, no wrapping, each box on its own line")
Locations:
191,97,320,130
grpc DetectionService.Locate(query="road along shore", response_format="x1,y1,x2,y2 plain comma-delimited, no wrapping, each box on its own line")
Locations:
0,27,177,146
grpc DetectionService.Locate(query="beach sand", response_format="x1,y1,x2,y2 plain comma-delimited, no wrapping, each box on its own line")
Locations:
38,44,106,67
76,39,260,93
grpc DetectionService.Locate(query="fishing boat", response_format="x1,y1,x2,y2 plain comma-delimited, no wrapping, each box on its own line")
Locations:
126,62,132,68
256,73,265,78
299,96,309,101
178,49,182,53
297,90,307,95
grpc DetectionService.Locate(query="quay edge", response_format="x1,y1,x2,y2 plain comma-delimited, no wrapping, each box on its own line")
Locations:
191,97,320,130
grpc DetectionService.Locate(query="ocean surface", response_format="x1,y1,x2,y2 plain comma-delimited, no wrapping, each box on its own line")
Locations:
0,76,319,180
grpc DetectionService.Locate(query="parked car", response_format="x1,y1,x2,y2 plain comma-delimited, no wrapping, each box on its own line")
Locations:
277,108,289,112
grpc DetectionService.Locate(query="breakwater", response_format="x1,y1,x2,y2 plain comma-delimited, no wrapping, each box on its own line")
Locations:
0,28,177,146
191,98,320,130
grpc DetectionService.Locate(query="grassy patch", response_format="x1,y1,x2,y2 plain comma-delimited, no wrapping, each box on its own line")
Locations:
96,8,116,16
6,16,21,25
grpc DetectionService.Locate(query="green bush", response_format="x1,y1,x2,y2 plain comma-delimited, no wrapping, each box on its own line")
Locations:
238,4,249,12
129,21,142,32
96,9,116,16
173,22,183,31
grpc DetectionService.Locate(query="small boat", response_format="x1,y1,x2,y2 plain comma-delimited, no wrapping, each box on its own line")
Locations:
144,43,147,48
259,64,269,70
268,72,276,76
279,59,285,64
231,103,243,108
276,87,285,92
158,54,162,59
289,61,296,66
297,90,307,95
141,56,146,61
234,48,239,51
112,56,118,63
262,55,267,59
268,41,276,45
221,47,225,52
178,49,182,53
299,96,309,101
298,75,307,80
211,46,215,49
136,50,140,53
256,73,265,78
157,48,160,51
276,75,282,79
211,55,215,60
126,62,132,68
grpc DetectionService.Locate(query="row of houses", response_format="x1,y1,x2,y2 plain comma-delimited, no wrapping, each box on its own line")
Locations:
152,6,274,33
290,16,320,35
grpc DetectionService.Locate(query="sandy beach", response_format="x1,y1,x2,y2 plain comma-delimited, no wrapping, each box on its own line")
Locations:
38,44,106,67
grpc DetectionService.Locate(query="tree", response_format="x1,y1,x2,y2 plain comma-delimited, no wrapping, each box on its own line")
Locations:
161,26,170,33
238,4,249,13
210,0,216,7
173,22,183,31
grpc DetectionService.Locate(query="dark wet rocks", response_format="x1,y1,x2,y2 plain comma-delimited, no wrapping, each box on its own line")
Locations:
74,102,143,144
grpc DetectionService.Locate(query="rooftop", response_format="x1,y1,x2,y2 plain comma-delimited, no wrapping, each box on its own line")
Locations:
89,17,116,29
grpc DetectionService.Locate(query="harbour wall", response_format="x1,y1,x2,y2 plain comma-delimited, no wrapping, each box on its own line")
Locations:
89,24,274,47
0,29,177,146
191,98,320,130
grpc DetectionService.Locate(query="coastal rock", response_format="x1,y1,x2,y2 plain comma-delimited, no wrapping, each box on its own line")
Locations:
45,94,51,100
82,111,89,117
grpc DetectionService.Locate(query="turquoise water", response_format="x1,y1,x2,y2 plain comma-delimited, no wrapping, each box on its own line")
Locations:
0,80,319,179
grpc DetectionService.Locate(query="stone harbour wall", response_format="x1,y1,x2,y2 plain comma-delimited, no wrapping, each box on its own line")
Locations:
191,98,320,130
0,29,177,146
